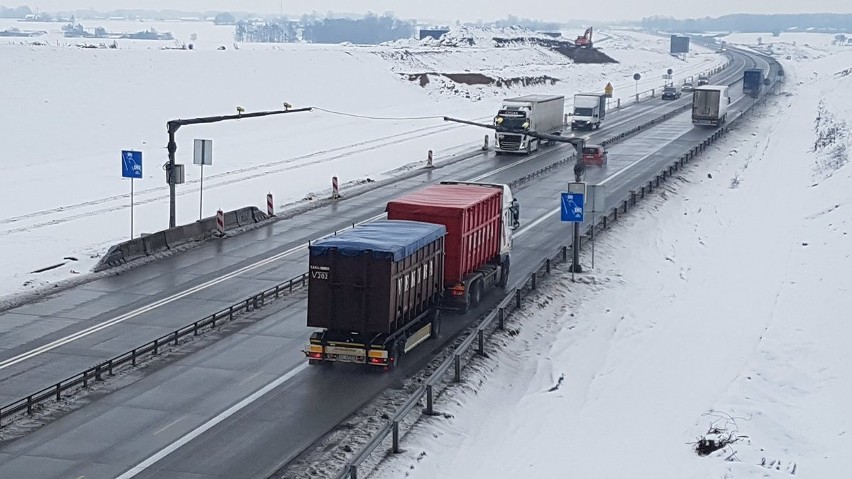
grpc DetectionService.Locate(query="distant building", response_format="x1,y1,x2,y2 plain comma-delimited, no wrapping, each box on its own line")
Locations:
419,28,449,40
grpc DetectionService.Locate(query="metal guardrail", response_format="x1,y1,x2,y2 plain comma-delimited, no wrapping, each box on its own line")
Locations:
0,272,309,427
332,56,781,479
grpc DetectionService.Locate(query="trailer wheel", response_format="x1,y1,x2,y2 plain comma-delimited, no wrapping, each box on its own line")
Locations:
430,309,442,339
388,343,401,369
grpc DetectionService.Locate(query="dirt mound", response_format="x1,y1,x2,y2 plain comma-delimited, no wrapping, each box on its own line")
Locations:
494,36,618,64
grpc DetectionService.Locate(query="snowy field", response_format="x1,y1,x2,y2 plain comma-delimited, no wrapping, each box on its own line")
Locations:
0,25,724,302
369,39,852,478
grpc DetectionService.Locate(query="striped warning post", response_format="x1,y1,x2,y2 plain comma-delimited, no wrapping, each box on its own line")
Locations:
332,176,340,199
426,150,433,168
216,209,225,236
267,193,274,216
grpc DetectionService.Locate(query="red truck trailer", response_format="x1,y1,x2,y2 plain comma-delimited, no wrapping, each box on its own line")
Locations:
306,220,446,368
386,183,517,312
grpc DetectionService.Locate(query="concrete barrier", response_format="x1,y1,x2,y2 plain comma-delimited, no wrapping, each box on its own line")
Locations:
94,206,270,272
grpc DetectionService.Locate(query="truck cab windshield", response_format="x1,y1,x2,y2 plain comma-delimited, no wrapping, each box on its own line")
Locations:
574,107,594,116
496,112,528,130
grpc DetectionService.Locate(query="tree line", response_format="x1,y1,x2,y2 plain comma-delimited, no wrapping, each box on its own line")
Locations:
234,13,414,45
641,13,852,34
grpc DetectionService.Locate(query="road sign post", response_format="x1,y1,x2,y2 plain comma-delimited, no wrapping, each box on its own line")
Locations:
193,139,213,220
562,182,586,281
121,150,143,239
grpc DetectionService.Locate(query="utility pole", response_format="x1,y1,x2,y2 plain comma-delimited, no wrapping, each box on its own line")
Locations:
164,105,311,228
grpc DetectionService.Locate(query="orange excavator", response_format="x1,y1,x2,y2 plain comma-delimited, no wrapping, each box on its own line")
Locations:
575,26,593,48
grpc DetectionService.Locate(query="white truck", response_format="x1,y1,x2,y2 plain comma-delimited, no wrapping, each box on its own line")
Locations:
570,93,607,130
494,95,564,154
691,85,730,127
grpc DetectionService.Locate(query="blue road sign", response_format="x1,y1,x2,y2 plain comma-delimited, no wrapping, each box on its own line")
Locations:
561,192,585,222
122,150,143,179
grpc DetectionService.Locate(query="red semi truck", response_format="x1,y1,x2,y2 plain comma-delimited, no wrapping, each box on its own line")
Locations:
305,182,520,368
387,182,519,312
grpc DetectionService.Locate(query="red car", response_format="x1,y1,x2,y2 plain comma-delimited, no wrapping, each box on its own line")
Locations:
582,144,608,166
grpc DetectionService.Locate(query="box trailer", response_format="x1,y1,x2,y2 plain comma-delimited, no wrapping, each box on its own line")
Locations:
306,220,446,368
692,85,730,127
742,68,763,98
570,93,607,130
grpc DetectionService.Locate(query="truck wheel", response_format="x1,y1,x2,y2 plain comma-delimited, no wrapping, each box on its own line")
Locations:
430,309,442,339
389,343,401,369
471,281,483,308
498,259,511,288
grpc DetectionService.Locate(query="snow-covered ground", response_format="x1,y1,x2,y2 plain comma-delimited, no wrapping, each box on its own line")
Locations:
0,25,724,302
369,42,852,478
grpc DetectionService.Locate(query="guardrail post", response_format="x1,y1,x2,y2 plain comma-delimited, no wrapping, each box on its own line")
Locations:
274,284,280,299
622,200,628,214
83,370,88,388
531,272,536,290
602,215,607,229
454,354,461,382
392,421,400,453
617,98,621,109
545,259,551,274
212,313,217,329
348,465,358,479
613,208,618,222
95,364,102,381
562,246,568,262
640,186,646,199
426,385,434,415
174,331,179,346
27,395,33,415
108,360,114,376
498,308,505,330
289,278,294,293
194,321,199,336
477,330,485,355
229,305,234,321
630,190,636,205
153,338,159,355
132,349,137,366
55,383,61,401
516,289,522,308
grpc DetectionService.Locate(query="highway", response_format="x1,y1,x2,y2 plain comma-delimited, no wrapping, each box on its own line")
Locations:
0,48,772,478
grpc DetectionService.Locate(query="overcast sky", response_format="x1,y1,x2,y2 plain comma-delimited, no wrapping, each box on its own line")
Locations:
22,1,852,22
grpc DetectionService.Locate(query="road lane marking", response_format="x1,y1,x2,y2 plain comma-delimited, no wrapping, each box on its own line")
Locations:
153,416,184,436
116,363,309,479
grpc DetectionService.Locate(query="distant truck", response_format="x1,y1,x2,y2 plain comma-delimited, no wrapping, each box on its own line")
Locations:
697,74,710,86
691,85,730,127
742,68,763,98
494,95,565,154
570,93,607,130
306,182,520,368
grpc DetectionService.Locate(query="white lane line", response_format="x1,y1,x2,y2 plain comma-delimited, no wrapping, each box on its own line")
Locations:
515,207,560,238
153,416,184,436
116,363,309,479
